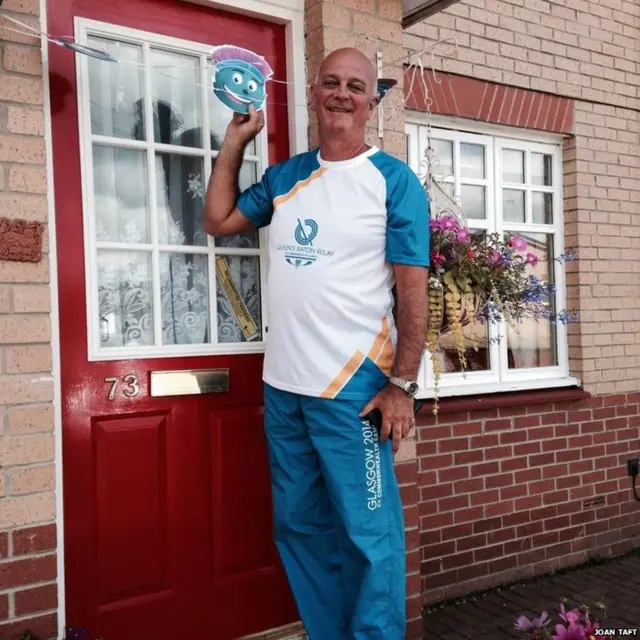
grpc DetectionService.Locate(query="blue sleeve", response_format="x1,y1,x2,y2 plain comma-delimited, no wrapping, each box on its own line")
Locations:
385,164,430,267
236,167,274,229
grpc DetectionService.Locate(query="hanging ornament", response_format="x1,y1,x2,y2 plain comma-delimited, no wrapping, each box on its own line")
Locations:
51,36,117,62
209,45,273,114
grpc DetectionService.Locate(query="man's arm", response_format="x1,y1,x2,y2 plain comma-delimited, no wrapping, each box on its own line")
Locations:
203,106,265,237
392,264,428,380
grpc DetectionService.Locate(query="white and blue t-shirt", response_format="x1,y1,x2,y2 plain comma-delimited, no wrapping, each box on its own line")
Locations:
237,146,430,400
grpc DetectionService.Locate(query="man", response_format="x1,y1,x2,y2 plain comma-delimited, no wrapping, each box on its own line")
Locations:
204,47,429,640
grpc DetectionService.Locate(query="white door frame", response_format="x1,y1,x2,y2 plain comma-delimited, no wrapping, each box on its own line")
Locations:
40,0,307,635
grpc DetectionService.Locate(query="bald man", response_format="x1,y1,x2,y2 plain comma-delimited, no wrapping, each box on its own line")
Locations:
204,48,430,639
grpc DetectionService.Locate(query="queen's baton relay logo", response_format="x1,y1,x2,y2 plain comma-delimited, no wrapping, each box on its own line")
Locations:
278,218,335,268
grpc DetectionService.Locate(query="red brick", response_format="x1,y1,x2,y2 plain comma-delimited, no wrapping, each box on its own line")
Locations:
439,495,469,511
541,412,566,425
443,550,474,570
581,420,605,433
407,617,422,640
454,506,485,523
568,409,592,422
542,438,568,452
454,449,484,464
421,513,454,530
443,523,473,540
395,461,417,485
400,484,419,505
453,421,483,436
593,407,616,419
457,533,487,551
0,613,57,640
0,594,7,621
458,560,489,581
14,583,57,616
501,484,527,500
488,527,515,544
472,462,500,476
420,482,453,500
515,415,541,428
501,456,528,472
500,430,527,444
515,495,542,510
475,544,505,562
528,426,555,440
470,434,498,448
0,533,7,559
439,466,469,482
485,418,511,431
0,555,56,589
12,524,56,555
530,453,555,467
486,501,515,517
486,473,513,488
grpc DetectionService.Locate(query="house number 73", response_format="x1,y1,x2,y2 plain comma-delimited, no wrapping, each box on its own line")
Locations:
104,375,140,400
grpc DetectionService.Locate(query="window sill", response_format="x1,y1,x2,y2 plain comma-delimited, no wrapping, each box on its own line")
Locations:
416,382,590,416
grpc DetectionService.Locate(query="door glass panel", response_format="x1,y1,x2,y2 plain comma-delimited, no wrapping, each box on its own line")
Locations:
151,50,203,148
93,146,150,243
85,32,266,354
216,256,262,343
160,253,210,345
215,162,260,248
507,234,557,369
503,188,525,223
156,154,206,246
460,143,484,179
98,251,154,347
88,37,145,141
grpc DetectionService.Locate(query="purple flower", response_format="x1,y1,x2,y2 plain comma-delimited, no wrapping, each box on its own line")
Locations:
509,235,528,251
553,623,586,640
560,603,581,625
455,228,471,243
515,612,550,631
526,252,539,267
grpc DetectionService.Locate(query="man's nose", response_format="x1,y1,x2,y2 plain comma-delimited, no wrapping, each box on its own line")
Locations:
335,82,349,98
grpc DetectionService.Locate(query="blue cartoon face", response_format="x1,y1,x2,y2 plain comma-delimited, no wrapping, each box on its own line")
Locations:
213,60,267,114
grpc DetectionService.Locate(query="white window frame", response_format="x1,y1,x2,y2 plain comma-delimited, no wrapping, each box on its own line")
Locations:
406,114,580,398
75,17,271,361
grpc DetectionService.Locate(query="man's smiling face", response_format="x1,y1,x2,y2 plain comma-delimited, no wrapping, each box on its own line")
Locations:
311,49,377,139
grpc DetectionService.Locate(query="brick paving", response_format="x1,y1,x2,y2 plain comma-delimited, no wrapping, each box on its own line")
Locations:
422,549,640,639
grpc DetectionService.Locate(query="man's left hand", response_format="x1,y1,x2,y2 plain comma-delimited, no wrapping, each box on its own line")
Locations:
359,384,415,453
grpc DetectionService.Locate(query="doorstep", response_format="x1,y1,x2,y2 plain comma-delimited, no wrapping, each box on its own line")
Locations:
236,621,307,640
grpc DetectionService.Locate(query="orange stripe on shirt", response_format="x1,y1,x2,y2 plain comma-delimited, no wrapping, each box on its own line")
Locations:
367,317,390,363
320,350,366,399
273,167,327,209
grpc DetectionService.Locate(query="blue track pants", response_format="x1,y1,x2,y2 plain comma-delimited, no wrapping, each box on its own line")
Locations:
263,383,406,640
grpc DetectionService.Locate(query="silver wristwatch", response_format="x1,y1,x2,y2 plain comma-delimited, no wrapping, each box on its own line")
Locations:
389,376,419,397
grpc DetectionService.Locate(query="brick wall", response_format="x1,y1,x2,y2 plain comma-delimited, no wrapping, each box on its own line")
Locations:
0,0,59,637
417,393,640,603
404,0,640,610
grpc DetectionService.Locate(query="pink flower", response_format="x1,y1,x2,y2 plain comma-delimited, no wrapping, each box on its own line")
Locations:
467,249,475,259
488,250,502,266
560,603,581,625
526,252,539,267
430,252,446,266
441,216,458,231
509,235,528,251
455,228,471,243
553,623,587,640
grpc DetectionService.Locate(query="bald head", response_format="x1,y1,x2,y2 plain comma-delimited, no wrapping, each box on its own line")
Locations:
315,48,377,99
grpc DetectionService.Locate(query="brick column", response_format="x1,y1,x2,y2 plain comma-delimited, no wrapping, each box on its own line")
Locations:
304,0,407,160
0,1,59,637
304,5,419,635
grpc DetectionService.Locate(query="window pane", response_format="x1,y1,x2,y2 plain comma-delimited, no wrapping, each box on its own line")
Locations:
532,191,553,225
160,253,210,345
88,38,145,140
531,153,552,186
507,233,557,369
93,146,149,243
216,256,262,342
215,162,260,248
431,139,453,179
151,50,203,148
156,154,206,246
502,149,524,183
461,185,485,219
98,250,154,348
460,143,485,179
503,189,525,223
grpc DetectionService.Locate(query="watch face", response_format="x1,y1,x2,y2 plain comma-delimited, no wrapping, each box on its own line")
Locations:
408,382,419,395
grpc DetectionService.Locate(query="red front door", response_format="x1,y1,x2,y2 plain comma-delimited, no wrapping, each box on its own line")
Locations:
48,0,297,638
